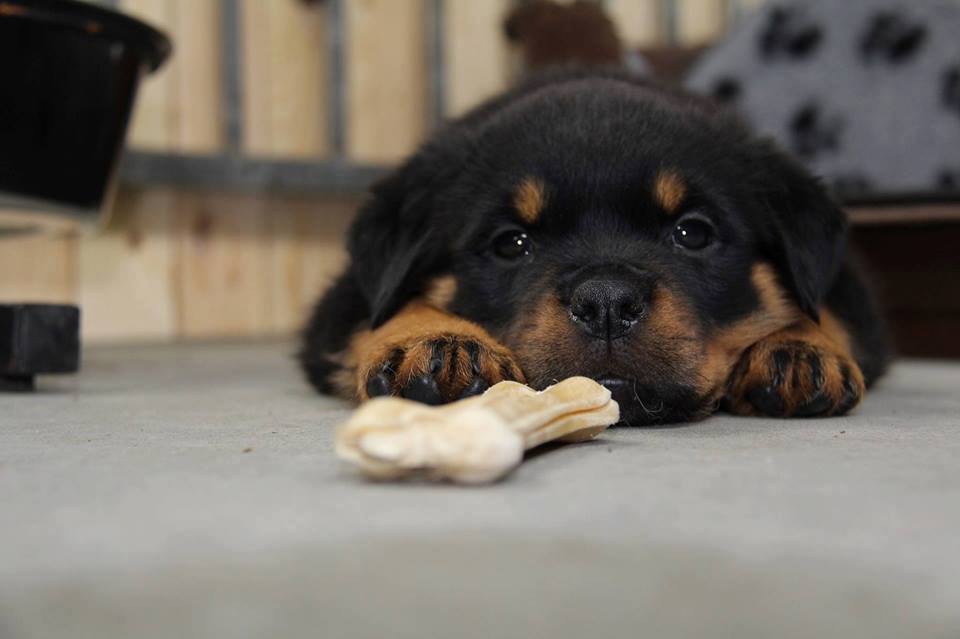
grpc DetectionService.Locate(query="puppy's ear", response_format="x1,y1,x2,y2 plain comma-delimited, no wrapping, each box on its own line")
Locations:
347,152,454,328
755,149,848,320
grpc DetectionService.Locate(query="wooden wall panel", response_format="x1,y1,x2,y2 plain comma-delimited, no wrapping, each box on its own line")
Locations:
0,233,77,304
266,198,356,333
267,1,328,157
677,0,728,46
172,0,223,153
240,0,272,155
444,0,512,118
1,191,357,343
174,193,272,338
77,189,177,342
174,193,355,338
122,0,177,151
345,0,427,162
242,0,328,157
124,0,222,153
607,0,666,48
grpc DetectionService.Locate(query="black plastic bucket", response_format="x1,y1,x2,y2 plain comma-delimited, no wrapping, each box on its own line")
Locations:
0,0,171,215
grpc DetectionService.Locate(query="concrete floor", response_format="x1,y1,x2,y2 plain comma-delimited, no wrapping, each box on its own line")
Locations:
1,341,959,639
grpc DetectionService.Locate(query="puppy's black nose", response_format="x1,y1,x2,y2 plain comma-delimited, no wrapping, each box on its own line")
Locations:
569,278,646,340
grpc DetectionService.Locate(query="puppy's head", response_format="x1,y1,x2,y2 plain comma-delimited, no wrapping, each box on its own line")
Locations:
350,75,847,424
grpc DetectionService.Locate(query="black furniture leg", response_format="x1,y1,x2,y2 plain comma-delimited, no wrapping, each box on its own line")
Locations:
0,304,80,392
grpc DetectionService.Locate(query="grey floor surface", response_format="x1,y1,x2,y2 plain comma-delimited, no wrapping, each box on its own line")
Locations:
1,341,959,639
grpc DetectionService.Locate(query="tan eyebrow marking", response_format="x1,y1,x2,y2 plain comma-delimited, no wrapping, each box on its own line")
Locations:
423,275,457,310
514,177,547,224
653,170,687,215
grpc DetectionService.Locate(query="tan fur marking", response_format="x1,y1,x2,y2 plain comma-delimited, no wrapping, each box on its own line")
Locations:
724,312,865,416
646,285,700,349
504,294,580,388
504,285,709,406
711,268,865,417
819,309,854,355
423,275,458,310
654,170,686,214
343,302,522,401
698,263,804,396
514,177,547,224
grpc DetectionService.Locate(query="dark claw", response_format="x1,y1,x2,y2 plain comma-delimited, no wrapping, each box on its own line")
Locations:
366,373,393,398
459,377,489,399
770,349,792,388
835,366,860,415
427,341,445,375
807,353,824,391
794,390,833,417
402,374,444,405
465,341,482,375
366,349,403,397
748,385,786,416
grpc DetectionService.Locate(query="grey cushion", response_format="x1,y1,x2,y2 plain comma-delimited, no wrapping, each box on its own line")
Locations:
686,0,960,201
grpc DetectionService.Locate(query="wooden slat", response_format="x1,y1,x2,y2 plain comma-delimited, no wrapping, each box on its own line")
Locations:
267,0,328,157
676,0,727,46
444,0,512,117
172,0,223,153
606,0,666,48
345,0,427,162
78,188,177,342
240,0,273,155
848,203,960,227
241,0,329,157
266,197,356,333
0,232,77,304
174,192,273,338
122,0,178,151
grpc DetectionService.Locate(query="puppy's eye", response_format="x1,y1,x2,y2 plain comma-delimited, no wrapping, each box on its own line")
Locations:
672,218,715,250
493,231,533,259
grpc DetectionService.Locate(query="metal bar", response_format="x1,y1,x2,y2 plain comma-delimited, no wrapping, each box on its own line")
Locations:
119,151,387,195
327,0,347,157
220,0,244,154
426,0,447,127
662,0,679,46
726,0,742,27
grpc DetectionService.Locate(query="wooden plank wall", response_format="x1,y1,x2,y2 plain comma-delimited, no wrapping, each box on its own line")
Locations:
0,0,755,343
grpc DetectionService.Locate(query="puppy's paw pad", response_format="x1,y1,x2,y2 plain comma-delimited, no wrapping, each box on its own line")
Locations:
361,335,523,404
726,340,864,418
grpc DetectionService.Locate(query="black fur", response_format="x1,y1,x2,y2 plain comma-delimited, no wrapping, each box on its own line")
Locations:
300,69,889,422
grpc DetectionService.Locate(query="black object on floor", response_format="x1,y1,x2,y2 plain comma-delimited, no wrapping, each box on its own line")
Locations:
0,305,80,392
0,0,171,215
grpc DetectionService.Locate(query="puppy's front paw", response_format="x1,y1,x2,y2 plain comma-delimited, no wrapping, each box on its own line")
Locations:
725,339,864,417
361,334,524,404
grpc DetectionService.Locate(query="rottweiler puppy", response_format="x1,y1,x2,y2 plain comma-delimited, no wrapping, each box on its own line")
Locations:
299,70,888,425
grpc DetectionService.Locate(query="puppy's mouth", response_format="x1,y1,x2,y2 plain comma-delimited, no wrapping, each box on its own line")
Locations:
594,376,707,426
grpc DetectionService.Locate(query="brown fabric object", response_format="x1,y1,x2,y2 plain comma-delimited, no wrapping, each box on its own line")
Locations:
504,1,622,69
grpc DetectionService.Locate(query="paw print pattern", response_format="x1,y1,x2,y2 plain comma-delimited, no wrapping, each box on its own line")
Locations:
711,76,741,103
759,7,823,60
687,2,960,199
936,169,960,191
789,102,844,160
860,11,927,64
943,66,960,117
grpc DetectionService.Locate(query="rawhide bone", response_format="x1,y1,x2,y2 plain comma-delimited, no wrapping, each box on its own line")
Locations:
335,377,620,484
